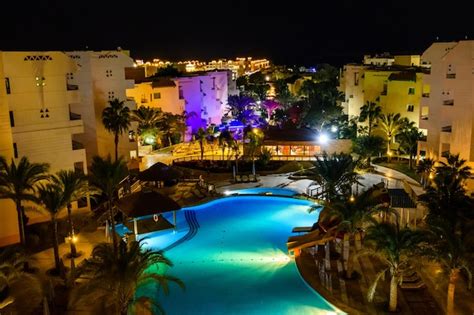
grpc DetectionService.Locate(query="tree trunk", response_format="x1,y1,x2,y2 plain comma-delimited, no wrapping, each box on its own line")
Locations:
168,135,172,147
109,201,118,258
16,201,26,246
447,269,458,315
342,233,350,277
199,140,204,160
388,274,398,312
52,218,61,273
67,203,77,257
114,133,119,161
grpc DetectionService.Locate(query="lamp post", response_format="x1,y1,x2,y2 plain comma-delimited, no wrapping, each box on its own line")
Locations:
65,235,78,287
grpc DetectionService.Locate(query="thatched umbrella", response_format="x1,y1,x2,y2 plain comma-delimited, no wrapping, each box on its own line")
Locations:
138,162,183,183
116,190,181,235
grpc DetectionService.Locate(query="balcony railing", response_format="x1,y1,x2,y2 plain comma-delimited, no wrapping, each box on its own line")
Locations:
443,99,454,106
446,73,456,79
72,140,84,150
441,126,452,133
69,112,81,120
67,84,79,91
422,93,430,98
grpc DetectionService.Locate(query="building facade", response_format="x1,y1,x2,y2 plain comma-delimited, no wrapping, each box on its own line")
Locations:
0,51,89,246
417,40,474,191
65,50,138,165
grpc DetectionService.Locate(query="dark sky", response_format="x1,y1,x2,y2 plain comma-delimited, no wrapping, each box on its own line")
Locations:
2,0,473,66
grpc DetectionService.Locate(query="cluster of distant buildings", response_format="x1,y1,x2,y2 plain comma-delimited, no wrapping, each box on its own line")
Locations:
339,40,474,190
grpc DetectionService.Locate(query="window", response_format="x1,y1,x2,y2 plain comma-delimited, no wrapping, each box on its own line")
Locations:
149,94,152,102
35,76,46,87
153,92,161,99
13,143,18,158
106,69,113,77
128,130,136,142
408,87,415,95
5,78,11,94
108,91,115,100
66,72,74,80
179,88,184,99
9,111,14,127
354,72,359,86
407,104,414,112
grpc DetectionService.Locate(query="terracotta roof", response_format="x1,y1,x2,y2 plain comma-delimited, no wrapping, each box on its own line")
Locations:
388,71,417,81
117,190,181,218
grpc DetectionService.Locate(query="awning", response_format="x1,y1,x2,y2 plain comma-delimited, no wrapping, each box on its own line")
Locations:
116,190,181,218
138,162,183,182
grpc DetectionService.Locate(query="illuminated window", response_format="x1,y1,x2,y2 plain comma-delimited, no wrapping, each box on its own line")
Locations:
153,92,161,99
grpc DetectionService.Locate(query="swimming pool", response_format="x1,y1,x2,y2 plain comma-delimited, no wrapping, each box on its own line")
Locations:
223,187,299,196
138,194,342,314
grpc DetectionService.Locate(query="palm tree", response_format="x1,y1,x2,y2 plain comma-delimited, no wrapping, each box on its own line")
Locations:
307,153,361,202
437,153,472,181
102,99,131,161
362,221,423,312
53,170,96,285
218,129,233,160
0,248,42,313
0,157,49,246
89,155,128,257
261,99,280,121
321,189,384,278
352,135,385,167
399,126,424,169
416,158,435,187
195,127,208,160
378,113,402,161
37,182,67,275
421,218,472,315
71,240,184,315
131,106,163,146
359,101,381,136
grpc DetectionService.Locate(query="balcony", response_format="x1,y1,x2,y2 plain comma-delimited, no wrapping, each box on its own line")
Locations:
422,93,430,98
419,135,427,142
443,99,454,106
446,73,456,79
441,126,452,133
67,84,79,91
72,140,84,150
140,98,148,104
421,115,428,120
69,112,81,120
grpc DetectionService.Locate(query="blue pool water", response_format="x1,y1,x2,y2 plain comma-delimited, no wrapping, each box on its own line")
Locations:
136,194,342,314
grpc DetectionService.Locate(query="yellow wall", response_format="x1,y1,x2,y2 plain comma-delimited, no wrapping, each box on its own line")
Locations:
126,82,185,115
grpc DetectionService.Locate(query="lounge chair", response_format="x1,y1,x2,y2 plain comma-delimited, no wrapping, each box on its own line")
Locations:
292,226,313,233
400,279,426,290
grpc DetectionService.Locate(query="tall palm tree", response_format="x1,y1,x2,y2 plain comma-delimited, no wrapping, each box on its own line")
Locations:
0,248,42,313
0,157,49,246
195,127,208,160
416,158,435,187
37,182,67,275
362,221,423,312
321,190,386,278
53,170,96,285
102,99,131,161
421,218,472,315
89,156,128,257
399,126,424,169
131,106,163,145
218,129,233,160
307,153,361,202
378,113,402,161
359,101,381,136
70,241,184,315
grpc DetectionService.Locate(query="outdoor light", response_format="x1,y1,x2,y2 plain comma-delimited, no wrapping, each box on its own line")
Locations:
330,125,338,133
265,75,270,81
429,173,434,179
224,190,231,195
349,195,355,202
318,133,329,144
144,135,155,145
387,151,393,157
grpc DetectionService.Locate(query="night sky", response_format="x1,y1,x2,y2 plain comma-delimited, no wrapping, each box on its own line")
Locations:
2,0,473,66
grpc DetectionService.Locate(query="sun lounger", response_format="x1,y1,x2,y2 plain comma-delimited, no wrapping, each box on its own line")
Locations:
292,227,313,233
400,280,426,290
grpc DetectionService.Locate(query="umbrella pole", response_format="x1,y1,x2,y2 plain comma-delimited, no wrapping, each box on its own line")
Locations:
134,218,138,237
173,211,177,230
